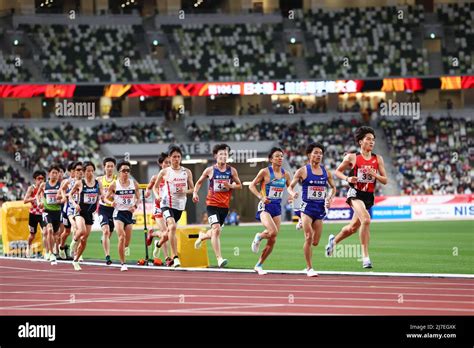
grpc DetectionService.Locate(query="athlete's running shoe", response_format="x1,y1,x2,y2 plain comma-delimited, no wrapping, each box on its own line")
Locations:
173,257,180,268
105,255,112,265
254,265,267,275
218,258,228,268
251,233,261,253
325,234,335,257
73,261,81,271
120,264,128,272
306,268,319,277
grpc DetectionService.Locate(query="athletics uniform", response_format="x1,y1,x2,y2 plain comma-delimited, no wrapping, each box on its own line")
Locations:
152,178,166,219
161,167,188,223
43,181,62,233
78,179,99,226
256,166,286,221
62,178,78,228
346,152,378,210
113,179,136,227
98,175,116,231
28,184,45,234
299,164,328,221
206,165,233,226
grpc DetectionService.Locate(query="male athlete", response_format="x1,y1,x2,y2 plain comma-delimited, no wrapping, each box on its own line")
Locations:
23,170,46,257
326,126,388,268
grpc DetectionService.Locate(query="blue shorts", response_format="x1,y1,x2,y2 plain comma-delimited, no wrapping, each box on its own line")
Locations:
98,205,115,231
113,210,135,227
299,201,326,222
256,202,281,221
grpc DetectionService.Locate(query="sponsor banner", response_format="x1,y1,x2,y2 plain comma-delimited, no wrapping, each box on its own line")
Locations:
372,205,412,220
376,194,473,206
412,204,474,220
325,208,354,221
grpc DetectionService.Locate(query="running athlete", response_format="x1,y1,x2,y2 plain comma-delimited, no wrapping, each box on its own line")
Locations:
105,161,140,272
55,164,66,253
153,146,194,268
97,157,117,265
57,162,77,259
288,142,336,277
326,126,388,268
23,170,46,257
66,162,84,260
144,152,171,263
68,161,104,271
249,147,292,275
36,164,62,265
192,144,242,268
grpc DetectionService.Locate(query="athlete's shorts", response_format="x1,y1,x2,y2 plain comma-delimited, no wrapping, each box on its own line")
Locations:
113,210,134,227
29,213,45,234
98,205,115,231
162,207,183,223
43,210,61,233
346,188,375,210
78,205,95,226
299,201,326,222
152,202,163,219
256,201,281,221
207,206,229,227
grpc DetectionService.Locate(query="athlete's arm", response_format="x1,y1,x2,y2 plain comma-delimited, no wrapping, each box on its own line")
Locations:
371,155,388,185
97,180,105,205
284,171,297,202
326,168,337,208
185,168,194,194
130,180,140,213
152,168,166,201
249,169,270,204
335,153,357,184
57,179,69,204
192,167,212,203
23,185,34,204
145,175,157,198
229,167,242,190
287,167,303,199
68,181,82,212
104,182,116,206
36,183,45,208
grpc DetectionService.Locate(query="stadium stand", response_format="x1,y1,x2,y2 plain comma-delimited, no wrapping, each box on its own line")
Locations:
297,6,429,78
437,2,473,75
0,158,27,203
0,52,32,83
379,116,473,195
20,24,165,82
163,23,295,81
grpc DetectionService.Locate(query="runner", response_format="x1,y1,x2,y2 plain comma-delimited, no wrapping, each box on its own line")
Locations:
144,152,171,263
192,144,242,268
57,162,76,259
288,142,336,277
66,162,84,260
326,126,388,268
104,161,140,271
152,146,194,268
97,157,117,265
36,164,62,265
23,170,46,257
68,161,104,271
248,147,292,275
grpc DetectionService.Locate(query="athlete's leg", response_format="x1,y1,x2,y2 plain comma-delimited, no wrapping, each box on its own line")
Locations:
334,213,361,244
302,213,315,269
115,220,126,264
257,213,280,265
350,199,371,259
101,224,111,256
73,216,87,261
166,217,178,257
124,224,133,261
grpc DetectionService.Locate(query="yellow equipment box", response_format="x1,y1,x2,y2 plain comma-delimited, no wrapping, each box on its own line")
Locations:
176,227,209,268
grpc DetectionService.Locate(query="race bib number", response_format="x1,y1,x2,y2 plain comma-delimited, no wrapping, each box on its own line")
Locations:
163,209,171,219
83,193,98,204
268,186,284,199
257,201,265,212
46,194,57,204
121,195,134,206
213,179,230,192
173,182,187,194
208,214,219,225
347,188,357,198
307,186,326,200
357,167,375,183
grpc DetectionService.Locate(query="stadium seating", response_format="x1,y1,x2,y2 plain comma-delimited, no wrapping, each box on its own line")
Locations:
163,23,295,81
0,52,32,82
0,159,27,203
297,6,429,78
20,24,165,82
379,116,473,195
1,122,175,174
437,3,473,75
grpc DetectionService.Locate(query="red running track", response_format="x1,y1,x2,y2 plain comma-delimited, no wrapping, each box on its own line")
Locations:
1,258,473,316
